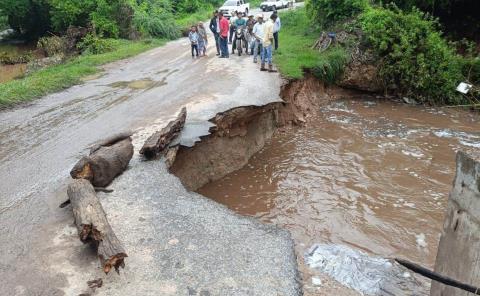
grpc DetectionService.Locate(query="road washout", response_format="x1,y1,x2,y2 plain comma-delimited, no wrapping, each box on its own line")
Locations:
0,30,303,295
169,74,480,295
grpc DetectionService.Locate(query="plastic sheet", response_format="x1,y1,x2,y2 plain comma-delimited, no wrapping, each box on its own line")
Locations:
305,244,430,296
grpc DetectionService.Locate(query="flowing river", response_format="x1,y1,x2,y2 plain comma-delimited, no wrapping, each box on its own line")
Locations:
198,97,480,294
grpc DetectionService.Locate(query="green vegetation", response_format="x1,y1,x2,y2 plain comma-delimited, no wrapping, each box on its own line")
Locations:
176,4,217,30
0,0,227,107
0,38,165,107
286,0,479,105
274,8,349,82
0,9,7,31
0,0,225,40
361,6,463,104
376,0,480,40
306,0,367,27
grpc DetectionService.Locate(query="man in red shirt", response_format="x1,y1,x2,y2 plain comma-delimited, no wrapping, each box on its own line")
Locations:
219,13,230,58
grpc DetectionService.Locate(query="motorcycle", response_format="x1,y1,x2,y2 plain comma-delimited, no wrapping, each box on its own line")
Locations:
233,26,248,56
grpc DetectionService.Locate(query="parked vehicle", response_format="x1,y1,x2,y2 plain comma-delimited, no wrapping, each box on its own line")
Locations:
260,0,293,12
219,0,250,19
234,27,248,56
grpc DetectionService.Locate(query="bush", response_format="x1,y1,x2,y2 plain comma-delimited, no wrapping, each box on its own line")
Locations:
360,6,463,104
311,48,350,83
37,36,67,56
133,1,180,39
306,0,368,27
77,33,120,54
0,50,33,64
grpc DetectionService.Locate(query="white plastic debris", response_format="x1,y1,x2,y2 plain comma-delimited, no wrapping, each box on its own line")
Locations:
305,244,430,295
456,82,473,94
311,277,322,286
415,233,428,248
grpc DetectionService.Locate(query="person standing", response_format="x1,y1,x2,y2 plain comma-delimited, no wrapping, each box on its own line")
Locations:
229,11,238,44
246,14,256,55
188,26,199,58
219,13,230,58
197,22,208,56
252,14,265,63
261,14,275,71
272,12,281,50
209,11,221,56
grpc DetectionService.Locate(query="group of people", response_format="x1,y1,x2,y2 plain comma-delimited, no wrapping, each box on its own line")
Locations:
188,10,281,72
188,22,209,57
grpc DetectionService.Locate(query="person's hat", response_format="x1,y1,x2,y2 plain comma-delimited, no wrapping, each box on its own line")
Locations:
256,13,264,19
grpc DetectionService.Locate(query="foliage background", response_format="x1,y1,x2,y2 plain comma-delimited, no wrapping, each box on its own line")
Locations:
0,0,227,40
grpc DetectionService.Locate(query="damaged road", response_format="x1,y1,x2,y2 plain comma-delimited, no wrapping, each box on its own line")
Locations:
0,30,300,294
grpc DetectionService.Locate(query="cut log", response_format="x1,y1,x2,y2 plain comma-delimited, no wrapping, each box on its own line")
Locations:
68,179,127,274
89,131,132,154
140,107,186,159
70,137,134,187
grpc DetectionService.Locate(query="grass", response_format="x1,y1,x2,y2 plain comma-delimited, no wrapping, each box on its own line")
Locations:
0,38,166,107
274,7,349,82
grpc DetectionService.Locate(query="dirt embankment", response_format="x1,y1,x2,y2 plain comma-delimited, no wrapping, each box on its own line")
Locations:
170,74,370,191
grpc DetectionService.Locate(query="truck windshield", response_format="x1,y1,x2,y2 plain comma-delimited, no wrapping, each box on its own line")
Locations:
224,1,237,6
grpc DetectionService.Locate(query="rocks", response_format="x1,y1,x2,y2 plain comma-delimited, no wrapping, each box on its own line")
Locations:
338,46,383,93
26,55,66,74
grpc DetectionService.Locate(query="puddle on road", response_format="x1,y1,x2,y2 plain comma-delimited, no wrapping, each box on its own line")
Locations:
198,98,480,293
108,78,167,90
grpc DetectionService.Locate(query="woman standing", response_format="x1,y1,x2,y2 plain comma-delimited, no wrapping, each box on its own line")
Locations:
198,22,208,56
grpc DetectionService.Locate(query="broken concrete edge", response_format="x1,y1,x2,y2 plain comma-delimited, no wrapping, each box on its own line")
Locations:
431,150,480,296
140,107,187,159
168,74,375,191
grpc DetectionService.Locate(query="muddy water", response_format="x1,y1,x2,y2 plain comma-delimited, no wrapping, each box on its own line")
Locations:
199,98,480,272
0,43,37,83
0,63,26,83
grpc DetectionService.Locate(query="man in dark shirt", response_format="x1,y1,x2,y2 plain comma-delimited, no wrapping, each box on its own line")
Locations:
209,11,221,56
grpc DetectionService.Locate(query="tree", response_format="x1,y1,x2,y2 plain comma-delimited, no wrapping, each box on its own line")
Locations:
0,0,51,39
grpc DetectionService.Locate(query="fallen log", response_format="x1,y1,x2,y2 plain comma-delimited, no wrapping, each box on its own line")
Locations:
89,131,132,154
68,179,127,274
140,107,186,159
71,136,134,187
59,187,113,208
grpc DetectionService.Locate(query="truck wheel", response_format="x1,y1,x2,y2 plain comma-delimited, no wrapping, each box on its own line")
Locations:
273,5,276,11
246,8,249,14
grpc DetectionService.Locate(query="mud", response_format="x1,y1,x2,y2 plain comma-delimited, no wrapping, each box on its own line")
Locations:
170,103,280,191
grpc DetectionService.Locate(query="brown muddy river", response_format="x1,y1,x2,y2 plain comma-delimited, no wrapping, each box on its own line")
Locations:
199,98,480,276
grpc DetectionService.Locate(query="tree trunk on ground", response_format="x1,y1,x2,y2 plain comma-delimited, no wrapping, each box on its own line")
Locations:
89,131,133,154
70,136,134,187
140,107,187,159
67,179,127,274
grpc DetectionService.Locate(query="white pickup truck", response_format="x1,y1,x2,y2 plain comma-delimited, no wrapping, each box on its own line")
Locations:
219,0,250,18
260,0,294,12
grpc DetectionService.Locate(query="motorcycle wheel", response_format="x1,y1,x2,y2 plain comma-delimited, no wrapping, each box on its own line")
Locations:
237,40,242,56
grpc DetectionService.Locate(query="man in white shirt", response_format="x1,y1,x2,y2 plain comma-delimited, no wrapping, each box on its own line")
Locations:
252,14,265,63
229,11,238,44
272,12,281,50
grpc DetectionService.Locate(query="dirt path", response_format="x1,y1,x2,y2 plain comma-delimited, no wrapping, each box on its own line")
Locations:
0,30,299,295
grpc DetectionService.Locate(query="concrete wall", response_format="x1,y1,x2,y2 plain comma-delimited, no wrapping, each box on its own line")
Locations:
431,151,480,296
